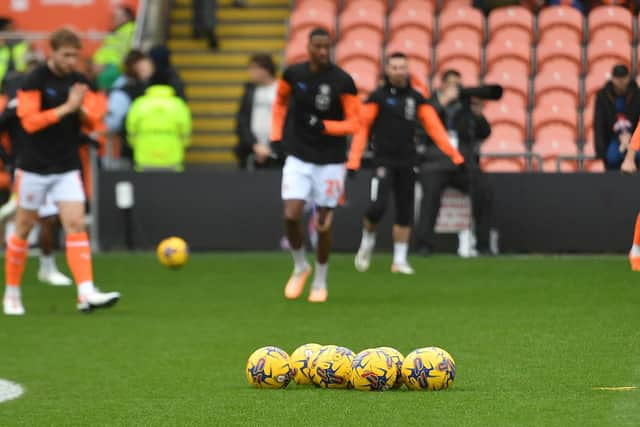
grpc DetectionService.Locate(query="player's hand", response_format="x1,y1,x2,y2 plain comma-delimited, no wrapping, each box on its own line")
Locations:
621,156,637,174
66,83,88,112
299,112,325,134
253,143,272,164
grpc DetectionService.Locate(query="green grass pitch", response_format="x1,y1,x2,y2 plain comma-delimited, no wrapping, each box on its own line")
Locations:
0,253,639,426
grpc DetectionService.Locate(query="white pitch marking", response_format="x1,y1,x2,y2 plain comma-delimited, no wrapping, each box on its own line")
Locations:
0,379,24,403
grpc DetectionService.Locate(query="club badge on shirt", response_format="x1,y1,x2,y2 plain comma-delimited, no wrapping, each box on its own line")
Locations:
315,84,331,111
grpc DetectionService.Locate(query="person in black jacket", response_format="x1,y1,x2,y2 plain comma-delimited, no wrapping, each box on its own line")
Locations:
234,54,281,169
593,64,640,170
148,45,187,101
414,69,494,256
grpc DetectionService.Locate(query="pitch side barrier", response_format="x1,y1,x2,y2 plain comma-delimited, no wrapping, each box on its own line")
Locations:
97,170,639,253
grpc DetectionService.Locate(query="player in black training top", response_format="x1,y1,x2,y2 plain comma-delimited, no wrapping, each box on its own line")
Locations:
347,52,464,275
270,27,360,303
3,28,119,316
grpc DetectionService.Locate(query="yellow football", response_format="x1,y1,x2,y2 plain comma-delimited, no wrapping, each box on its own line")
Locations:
309,345,354,389
156,237,189,268
290,343,322,385
351,348,397,391
377,346,405,389
402,347,456,391
246,346,294,389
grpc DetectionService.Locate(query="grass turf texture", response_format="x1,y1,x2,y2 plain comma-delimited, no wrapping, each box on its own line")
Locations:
0,253,639,426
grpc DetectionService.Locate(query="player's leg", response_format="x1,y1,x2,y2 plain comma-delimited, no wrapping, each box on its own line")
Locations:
391,167,416,274
53,170,120,312
3,170,43,315
355,167,391,272
37,197,72,286
629,212,640,271
282,156,313,299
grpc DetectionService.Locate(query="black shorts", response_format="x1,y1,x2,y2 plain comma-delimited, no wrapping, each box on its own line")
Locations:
365,165,415,226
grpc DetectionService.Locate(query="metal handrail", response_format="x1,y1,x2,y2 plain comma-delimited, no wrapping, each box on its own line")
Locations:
479,151,543,172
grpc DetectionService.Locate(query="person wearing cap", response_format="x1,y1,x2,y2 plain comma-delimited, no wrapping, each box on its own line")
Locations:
594,64,640,170
0,18,30,90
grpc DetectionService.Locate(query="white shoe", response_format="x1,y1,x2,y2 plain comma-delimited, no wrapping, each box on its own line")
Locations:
3,295,25,316
38,269,72,286
0,195,16,221
355,247,372,272
77,289,121,313
391,263,415,275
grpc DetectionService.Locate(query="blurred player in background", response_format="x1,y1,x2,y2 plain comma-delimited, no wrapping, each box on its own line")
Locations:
270,28,360,303
621,119,640,270
3,29,120,315
348,52,464,274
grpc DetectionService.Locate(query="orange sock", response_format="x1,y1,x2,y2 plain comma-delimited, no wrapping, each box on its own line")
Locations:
5,235,28,287
66,232,93,285
633,213,640,248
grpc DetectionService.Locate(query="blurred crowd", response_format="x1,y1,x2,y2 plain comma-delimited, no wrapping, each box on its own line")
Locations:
474,0,637,13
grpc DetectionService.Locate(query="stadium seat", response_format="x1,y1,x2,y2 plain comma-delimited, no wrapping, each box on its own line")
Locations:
386,37,431,71
388,1,434,40
486,39,531,76
343,0,387,12
587,38,632,69
534,71,580,108
588,5,633,43
582,141,605,172
487,27,531,45
483,102,527,140
582,101,594,142
532,136,579,172
408,60,430,85
438,7,484,44
488,6,533,45
388,27,431,47
532,103,578,140
285,35,308,64
439,0,473,11
483,70,529,109
538,6,583,44
480,136,527,172
336,36,382,68
341,58,379,96
339,1,386,40
391,0,436,12
536,39,582,76
481,158,526,172
436,38,481,72
584,65,613,107
339,27,384,45
289,5,336,40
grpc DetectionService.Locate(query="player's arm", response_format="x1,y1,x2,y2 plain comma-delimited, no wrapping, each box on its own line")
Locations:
417,104,464,165
322,93,361,136
346,102,379,171
17,84,86,134
622,121,640,173
270,78,291,142
80,90,107,130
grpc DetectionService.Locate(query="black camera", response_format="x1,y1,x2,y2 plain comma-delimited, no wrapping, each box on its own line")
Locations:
459,84,503,101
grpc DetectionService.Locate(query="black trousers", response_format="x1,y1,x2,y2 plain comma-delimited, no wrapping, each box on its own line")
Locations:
365,166,415,227
415,165,493,250
192,0,216,34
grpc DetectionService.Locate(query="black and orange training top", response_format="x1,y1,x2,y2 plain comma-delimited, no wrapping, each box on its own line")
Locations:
16,64,103,174
270,61,360,165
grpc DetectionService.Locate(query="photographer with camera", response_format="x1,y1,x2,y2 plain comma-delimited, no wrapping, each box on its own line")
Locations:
414,69,496,257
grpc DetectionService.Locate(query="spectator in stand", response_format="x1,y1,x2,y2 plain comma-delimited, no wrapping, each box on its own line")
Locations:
192,0,218,50
473,0,545,13
92,5,136,90
106,50,154,164
234,54,281,170
126,74,192,171
0,18,30,90
547,0,585,12
594,64,640,170
148,45,187,101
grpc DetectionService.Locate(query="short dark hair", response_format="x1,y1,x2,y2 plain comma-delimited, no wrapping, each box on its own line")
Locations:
441,69,461,82
118,5,136,21
50,28,82,51
249,53,276,77
124,49,146,78
386,51,407,62
309,27,330,41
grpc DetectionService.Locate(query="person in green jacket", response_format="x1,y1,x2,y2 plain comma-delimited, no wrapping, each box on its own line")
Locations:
0,18,29,88
126,83,192,171
93,5,136,90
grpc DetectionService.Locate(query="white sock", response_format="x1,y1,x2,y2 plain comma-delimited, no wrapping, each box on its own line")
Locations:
393,242,409,265
312,262,328,290
632,244,640,257
40,255,56,272
77,281,96,297
4,285,20,299
360,230,376,251
291,247,308,272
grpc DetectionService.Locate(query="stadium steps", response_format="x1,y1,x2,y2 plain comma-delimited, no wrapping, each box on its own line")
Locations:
169,0,288,166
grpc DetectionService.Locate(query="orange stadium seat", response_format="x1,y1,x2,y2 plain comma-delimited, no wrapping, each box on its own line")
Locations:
339,27,384,45
536,39,582,76
582,141,605,172
532,137,579,172
335,36,382,68
392,0,436,12
439,0,473,11
284,35,308,64
339,0,386,40
532,103,578,140
587,38,632,69
388,1,434,39
488,6,533,45
408,60,430,83
582,101,594,141
588,5,633,43
341,58,379,96
438,7,484,44
534,71,580,108
440,27,484,45
436,38,481,71
289,5,336,40
386,37,432,71
388,27,431,47
484,70,529,108
484,102,527,140
480,137,527,172
343,0,388,12
488,27,532,45
538,6,583,44
486,39,531,77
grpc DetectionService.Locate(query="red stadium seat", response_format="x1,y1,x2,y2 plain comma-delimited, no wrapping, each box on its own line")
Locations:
488,6,533,44
532,103,578,140
588,5,632,43
484,70,529,108
483,102,527,140
532,136,578,172
538,6,583,44
408,61,430,84
582,101,594,141
335,36,382,68
438,7,484,44
439,0,473,11
488,27,531,45
480,136,527,172
388,1,434,40
339,1,386,40
289,5,336,40
481,159,526,172
342,0,387,12
386,37,432,71
582,141,605,172
341,58,379,96
436,38,481,71
339,27,383,45
534,71,580,108
587,38,632,69
392,0,436,12
284,35,308,64
388,27,431,47
440,27,483,45
536,39,582,76
486,39,531,76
